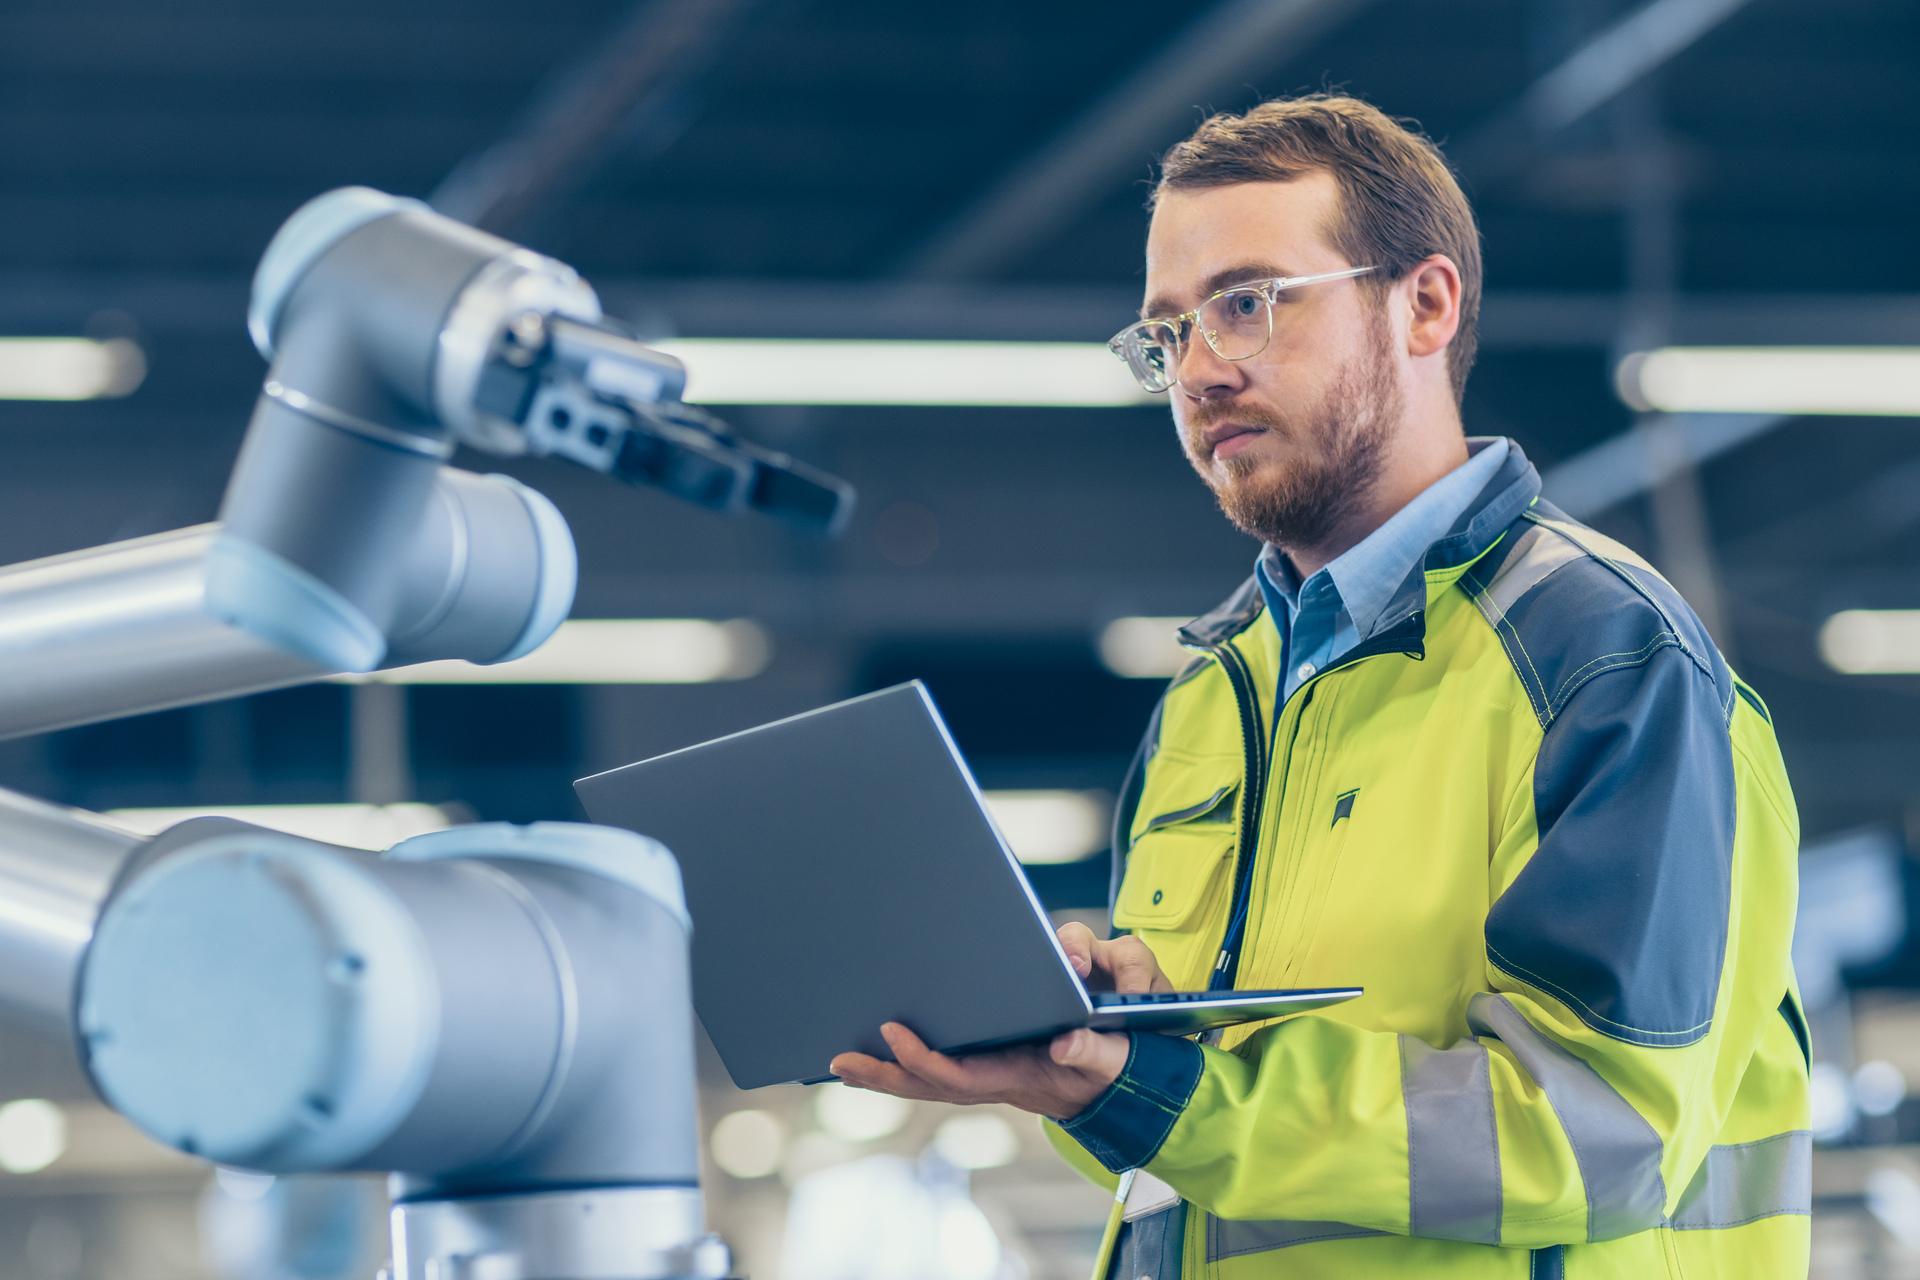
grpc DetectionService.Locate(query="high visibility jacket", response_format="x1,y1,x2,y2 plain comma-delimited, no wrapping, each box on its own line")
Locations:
1045,440,1809,1279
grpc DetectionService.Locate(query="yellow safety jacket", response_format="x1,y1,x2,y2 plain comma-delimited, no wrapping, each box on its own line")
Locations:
1045,441,1809,1279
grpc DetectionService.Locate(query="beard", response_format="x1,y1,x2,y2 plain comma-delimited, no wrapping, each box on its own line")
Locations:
1188,309,1402,552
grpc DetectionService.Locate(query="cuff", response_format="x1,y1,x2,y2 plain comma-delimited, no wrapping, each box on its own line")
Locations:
1057,1032,1205,1175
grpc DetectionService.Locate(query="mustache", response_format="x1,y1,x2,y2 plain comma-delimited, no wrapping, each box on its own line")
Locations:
1187,402,1288,431
1185,403,1294,448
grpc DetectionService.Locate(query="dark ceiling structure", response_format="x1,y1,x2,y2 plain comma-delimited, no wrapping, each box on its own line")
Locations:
1,0,1916,860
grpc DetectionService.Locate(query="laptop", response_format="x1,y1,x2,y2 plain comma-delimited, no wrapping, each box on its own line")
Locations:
575,681,1360,1089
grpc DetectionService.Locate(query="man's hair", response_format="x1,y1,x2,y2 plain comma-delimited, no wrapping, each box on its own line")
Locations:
1155,94,1482,405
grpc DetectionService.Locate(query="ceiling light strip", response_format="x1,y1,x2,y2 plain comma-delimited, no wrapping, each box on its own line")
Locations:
1617,347,1920,417
0,338,146,401
1819,610,1920,675
651,338,1156,407
358,619,773,685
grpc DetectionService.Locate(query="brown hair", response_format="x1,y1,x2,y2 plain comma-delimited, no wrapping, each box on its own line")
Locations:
1155,94,1482,404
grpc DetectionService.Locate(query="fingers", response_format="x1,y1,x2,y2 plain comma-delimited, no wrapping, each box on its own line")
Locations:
1061,929,1172,994
880,1023,984,1095
1095,935,1174,995
832,1025,1001,1105
1047,1027,1099,1067
838,1025,1126,1120
1056,921,1096,978
831,1051,946,1102
1048,1028,1131,1086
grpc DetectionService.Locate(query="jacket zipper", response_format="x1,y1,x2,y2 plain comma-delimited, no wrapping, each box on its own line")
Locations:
1200,615,1426,991
1200,638,1267,991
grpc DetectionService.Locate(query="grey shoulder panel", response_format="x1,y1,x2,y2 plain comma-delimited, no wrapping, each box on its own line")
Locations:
1486,640,1737,1047
1470,513,1738,1048
1460,513,1733,730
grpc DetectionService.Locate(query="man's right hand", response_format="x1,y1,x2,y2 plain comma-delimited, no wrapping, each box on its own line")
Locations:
1056,921,1173,994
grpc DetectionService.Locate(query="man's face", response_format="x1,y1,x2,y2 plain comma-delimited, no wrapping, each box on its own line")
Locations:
1142,173,1403,551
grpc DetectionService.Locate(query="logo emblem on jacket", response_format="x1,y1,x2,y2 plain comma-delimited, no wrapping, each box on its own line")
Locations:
1331,788,1359,828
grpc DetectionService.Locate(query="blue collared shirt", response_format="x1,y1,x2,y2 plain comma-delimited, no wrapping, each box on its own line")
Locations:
1255,437,1511,715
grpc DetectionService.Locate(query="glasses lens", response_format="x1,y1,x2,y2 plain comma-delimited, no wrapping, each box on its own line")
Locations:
1199,288,1272,361
1117,322,1181,392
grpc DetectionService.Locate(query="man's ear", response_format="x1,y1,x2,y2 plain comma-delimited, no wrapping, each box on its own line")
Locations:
1404,254,1462,361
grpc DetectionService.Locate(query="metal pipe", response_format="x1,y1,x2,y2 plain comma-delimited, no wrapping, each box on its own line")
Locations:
0,525,328,739
0,789,140,1029
0,470,573,741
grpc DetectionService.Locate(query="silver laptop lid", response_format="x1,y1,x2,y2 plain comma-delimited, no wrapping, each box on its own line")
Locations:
575,682,1093,1089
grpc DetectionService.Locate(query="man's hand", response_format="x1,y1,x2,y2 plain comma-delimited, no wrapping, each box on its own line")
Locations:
830,1021,1126,1120
1054,921,1174,995
828,924,1174,1120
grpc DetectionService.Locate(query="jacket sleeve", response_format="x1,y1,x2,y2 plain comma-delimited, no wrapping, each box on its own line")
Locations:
1041,1115,1123,1194
1057,645,1800,1245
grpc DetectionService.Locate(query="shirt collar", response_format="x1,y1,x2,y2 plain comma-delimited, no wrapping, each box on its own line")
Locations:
1182,436,1541,649
1256,437,1512,641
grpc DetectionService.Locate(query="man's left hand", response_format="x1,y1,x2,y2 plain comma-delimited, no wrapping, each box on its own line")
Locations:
830,1022,1129,1120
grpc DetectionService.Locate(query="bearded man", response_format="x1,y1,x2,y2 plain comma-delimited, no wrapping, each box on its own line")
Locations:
834,94,1808,1280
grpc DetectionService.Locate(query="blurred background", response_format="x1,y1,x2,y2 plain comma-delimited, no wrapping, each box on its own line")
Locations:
0,0,1916,1275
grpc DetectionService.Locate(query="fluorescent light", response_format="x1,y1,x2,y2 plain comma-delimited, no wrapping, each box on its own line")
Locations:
814,1082,910,1143
0,338,145,400
782,1156,1003,1278
982,790,1111,864
931,1113,1019,1171
650,338,1156,408
1819,610,1920,674
1617,347,1920,416
780,1131,856,1186
107,803,452,847
1098,616,1193,679
0,1099,68,1175
364,619,772,684
936,1200,1005,1276
1867,1166,1920,1249
710,1109,785,1180
1855,1061,1908,1119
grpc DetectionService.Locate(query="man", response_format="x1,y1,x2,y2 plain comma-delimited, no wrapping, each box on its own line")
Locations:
833,95,1808,1279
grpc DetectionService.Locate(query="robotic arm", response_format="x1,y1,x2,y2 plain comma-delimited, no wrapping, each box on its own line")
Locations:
0,189,853,1279
0,187,851,737
220,186,849,676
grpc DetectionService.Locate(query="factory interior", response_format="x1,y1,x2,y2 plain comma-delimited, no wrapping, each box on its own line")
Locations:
0,0,1917,1276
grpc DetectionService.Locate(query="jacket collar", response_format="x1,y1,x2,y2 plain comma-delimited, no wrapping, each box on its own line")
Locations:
1178,436,1542,649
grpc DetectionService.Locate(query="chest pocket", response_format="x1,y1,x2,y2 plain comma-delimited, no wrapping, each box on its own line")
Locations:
1112,756,1240,989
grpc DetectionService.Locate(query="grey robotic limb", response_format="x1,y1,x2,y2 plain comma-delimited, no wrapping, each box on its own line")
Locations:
0,189,855,1278
83,818,726,1280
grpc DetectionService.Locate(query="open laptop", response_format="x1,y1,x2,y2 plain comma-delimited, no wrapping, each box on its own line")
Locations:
575,681,1360,1089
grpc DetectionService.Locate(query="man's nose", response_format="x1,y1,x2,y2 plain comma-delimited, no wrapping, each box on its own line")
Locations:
1175,333,1246,398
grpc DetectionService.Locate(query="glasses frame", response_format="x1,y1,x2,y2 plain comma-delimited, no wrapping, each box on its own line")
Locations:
1108,264,1378,393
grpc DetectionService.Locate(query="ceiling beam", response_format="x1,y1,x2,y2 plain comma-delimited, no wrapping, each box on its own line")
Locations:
1729,453,1920,564
10,273,1915,349
895,0,1755,280
1454,0,1758,181
430,0,757,237
894,0,1371,281
1540,412,1785,520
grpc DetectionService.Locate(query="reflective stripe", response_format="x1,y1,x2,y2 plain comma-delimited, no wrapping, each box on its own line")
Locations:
1468,993,1667,1240
1109,1202,1187,1280
1400,1035,1502,1243
1483,524,1582,616
1209,1013,1795,1265
1533,517,1660,577
1206,1216,1386,1261
1668,1131,1811,1230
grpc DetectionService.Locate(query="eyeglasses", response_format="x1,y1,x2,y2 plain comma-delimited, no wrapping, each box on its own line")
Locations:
1107,265,1377,393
